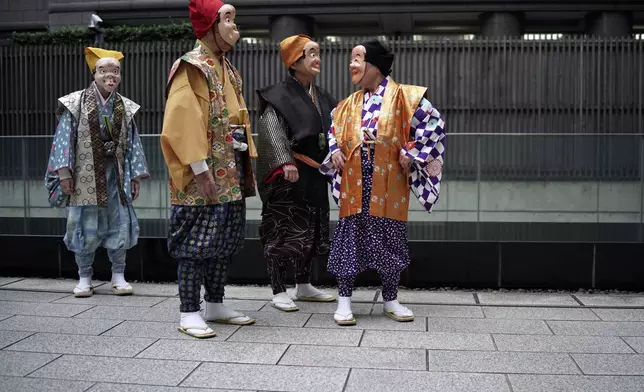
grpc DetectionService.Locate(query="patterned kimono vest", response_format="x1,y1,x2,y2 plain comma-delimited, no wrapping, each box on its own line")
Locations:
166,44,257,206
56,87,140,207
333,80,426,221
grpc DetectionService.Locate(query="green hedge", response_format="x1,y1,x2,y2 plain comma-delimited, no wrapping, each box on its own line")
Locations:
11,23,196,45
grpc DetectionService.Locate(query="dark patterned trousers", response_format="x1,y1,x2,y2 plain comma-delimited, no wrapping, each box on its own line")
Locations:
168,201,246,313
265,254,313,295
260,181,329,295
177,257,229,313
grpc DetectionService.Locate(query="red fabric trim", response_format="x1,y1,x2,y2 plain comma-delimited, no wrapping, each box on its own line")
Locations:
264,162,295,183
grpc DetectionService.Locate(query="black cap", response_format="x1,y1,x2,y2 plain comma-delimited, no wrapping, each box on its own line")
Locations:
360,39,394,77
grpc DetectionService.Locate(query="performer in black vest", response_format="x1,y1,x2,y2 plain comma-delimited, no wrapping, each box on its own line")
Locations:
257,34,338,311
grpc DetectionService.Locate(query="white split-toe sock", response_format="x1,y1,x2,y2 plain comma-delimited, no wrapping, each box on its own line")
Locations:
383,300,414,321
295,283,335,302
334,296,355,324
272,292,298,311
111,273,133,295
202,302,255,325
179,311,216,338
73,277,93,297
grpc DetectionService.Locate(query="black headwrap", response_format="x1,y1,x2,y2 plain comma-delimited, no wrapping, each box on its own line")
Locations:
360,39,394,76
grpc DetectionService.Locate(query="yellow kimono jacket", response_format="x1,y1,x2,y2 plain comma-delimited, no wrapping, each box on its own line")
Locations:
161,41,257,206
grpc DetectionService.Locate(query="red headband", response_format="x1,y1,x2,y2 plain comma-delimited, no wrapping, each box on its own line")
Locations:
189,0,226,39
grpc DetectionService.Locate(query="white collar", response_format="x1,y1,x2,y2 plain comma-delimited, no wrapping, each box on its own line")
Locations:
93,82,113,105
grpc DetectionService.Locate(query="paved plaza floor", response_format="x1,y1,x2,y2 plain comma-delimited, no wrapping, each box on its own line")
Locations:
0,277,643,391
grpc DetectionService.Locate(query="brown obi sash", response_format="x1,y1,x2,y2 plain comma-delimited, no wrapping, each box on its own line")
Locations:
293,152,321,170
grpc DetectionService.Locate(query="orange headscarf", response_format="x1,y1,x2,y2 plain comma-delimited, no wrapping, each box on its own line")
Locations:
279,34,312,68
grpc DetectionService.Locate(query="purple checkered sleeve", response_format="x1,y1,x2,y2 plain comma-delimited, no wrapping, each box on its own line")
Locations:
403,97,446,214
402,98,446,163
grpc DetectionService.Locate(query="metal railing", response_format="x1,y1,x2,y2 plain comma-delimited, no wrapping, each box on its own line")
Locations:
0,132,642,181
1,37,642,180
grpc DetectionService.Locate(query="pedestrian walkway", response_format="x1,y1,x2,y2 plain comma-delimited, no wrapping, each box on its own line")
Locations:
0,277,643,391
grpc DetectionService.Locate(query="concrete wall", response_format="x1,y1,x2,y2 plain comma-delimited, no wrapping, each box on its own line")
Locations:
0,0,49,29
2,178,643,288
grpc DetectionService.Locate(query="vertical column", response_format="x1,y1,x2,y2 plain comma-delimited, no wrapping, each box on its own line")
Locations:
269,15,315,42
585,11,633,37
479,12,524,37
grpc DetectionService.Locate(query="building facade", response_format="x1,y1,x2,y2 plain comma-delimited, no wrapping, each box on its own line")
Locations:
0,0,642,40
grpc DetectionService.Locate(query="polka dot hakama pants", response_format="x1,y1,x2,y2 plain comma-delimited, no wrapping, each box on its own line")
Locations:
168,201,246,313
328,147,410,302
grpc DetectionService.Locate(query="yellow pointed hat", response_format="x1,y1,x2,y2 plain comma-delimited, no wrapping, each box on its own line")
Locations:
84,47,124,72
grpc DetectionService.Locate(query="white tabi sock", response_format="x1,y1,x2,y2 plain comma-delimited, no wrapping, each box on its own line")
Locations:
77,277,92,290
202,302,251,323
272,292,297,309
73,277,93,296
384,300,413,317
179,312,216,338
295,283,334,300
180,312,208,329
335,296,353,317
111,273,129,289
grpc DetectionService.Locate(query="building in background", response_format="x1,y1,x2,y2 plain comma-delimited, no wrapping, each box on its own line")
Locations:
0,0,642,40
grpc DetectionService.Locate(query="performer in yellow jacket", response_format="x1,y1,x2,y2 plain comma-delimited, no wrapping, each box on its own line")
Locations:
160,0,257,338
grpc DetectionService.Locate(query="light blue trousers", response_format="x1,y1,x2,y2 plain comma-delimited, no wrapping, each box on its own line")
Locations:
75,249,127,278
64,161,138,278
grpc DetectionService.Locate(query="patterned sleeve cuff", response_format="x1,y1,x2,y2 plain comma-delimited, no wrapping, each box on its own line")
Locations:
265,162,295,183
190,160,209,175
401,142,419,161
57,167,72,180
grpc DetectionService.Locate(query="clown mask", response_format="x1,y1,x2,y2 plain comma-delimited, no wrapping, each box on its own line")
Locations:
292,41,321,77
217,4,240,48
94,57,121,97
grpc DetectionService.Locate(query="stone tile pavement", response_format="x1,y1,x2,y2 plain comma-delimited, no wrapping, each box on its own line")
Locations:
0,277,644,391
